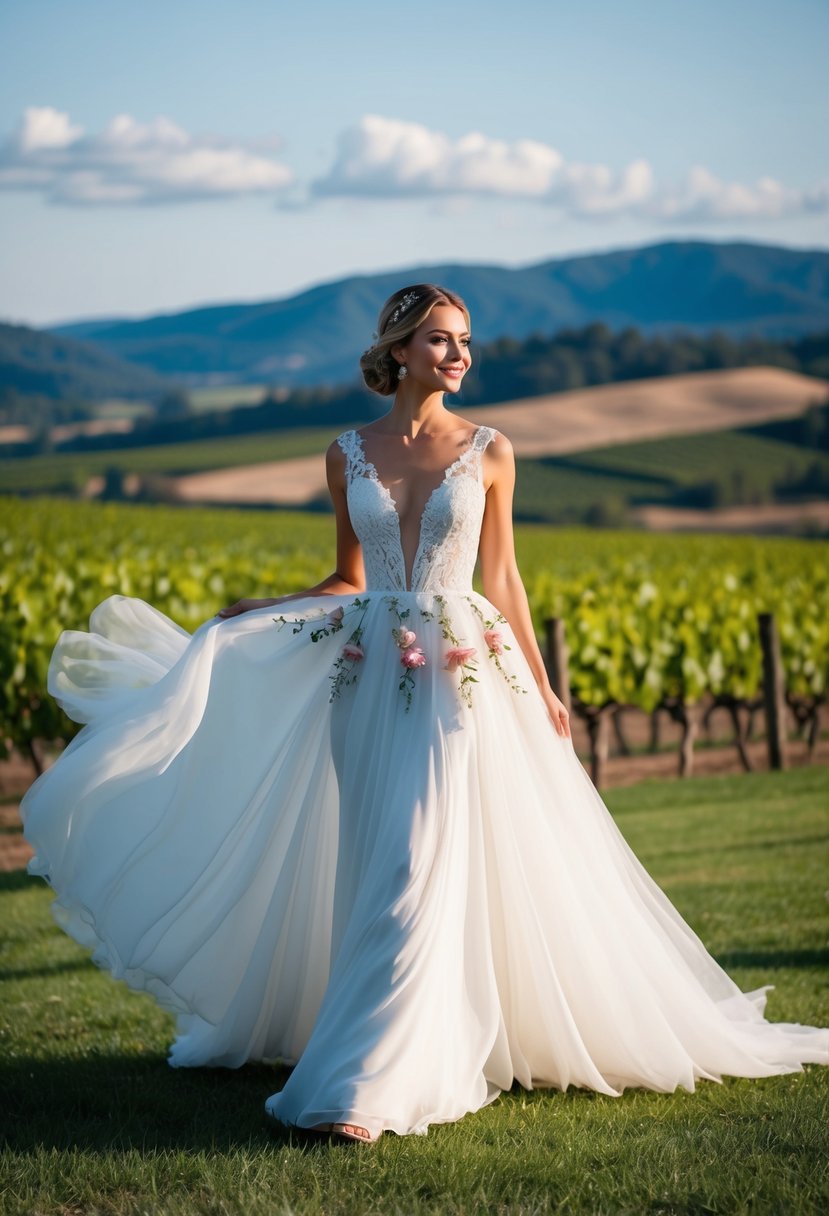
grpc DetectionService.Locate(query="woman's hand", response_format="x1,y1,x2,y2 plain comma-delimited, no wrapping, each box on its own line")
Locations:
540,684,572,738
217,597,279,619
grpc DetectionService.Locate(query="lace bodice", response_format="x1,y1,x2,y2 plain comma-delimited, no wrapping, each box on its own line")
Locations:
336,426,498,593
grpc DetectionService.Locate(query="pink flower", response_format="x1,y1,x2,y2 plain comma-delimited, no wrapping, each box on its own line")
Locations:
327,605,345,627
443,646,477,672
342,642,364,661
400,646,426,669
393,627,417,648
484,629,504,655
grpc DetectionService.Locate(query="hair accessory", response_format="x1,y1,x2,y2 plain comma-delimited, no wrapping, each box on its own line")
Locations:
397,364,408,380
387,291,421,329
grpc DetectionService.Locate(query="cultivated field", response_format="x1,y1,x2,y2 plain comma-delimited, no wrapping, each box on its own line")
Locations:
170,366,828,506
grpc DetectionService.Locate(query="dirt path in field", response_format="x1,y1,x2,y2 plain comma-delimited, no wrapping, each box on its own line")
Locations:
174,454,330,505
170,366,828,507
4,711,827,872
630,499,829,534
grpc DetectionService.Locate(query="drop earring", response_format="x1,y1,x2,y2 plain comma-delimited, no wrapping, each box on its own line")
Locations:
397,364,408,380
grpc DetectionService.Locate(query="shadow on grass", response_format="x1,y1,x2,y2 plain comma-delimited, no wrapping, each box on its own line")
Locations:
714,947,829,970
0,1056,630,1157
0,1053,349,1154
0,870,40,893
0,959,93,982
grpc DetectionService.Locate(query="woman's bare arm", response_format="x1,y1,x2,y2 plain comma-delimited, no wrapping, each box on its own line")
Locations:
477,433,571,737
217,440,366,617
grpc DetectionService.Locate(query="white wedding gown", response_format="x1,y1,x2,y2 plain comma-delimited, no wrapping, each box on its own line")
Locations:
20,425,829,1139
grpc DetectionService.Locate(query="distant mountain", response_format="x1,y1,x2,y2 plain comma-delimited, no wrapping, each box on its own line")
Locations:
0,320,172,408
45,239,829,389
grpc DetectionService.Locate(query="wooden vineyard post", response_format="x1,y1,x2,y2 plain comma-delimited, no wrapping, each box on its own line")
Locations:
544,616,614,786
758,611,789,770
544,617,571,714
660,697,702,777
583,706,614,788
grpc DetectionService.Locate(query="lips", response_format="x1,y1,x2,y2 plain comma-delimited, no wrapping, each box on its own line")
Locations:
439,367,464,377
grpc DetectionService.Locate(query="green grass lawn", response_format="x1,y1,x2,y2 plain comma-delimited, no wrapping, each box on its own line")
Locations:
1,766,827,1215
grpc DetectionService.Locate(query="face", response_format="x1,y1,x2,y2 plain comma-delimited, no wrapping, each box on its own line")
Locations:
394,304,472,392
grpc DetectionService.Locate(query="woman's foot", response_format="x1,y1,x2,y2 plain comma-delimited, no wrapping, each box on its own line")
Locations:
266,1108,379,1144
332,1122,380,1144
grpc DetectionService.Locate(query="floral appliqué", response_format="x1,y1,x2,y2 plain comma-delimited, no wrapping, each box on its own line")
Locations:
275,593,526,710
274,597,371,703
386,596,426,711
464,596,527,698
421,594,528,707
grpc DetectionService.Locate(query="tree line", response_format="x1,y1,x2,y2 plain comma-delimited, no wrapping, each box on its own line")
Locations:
7,323,829,458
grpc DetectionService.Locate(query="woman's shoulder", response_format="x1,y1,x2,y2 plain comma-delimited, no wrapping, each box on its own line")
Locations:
325,430,357,466
430,414,505,447
328,427,357,448
460,419,511,455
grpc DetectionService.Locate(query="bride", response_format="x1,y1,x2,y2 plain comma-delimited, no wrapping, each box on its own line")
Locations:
20,283,829,1147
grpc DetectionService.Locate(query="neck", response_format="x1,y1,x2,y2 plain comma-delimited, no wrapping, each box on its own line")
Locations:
378,385,453,438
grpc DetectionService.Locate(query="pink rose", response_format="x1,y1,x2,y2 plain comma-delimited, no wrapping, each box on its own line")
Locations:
443,646,477,672
342,642,364,661
484,629,504,655
327,605,345,626
400,646,426,669
393,627,417,648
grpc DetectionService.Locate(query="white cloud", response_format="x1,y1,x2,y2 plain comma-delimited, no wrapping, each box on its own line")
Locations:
646,165,806,221
312,114,829,225
3,106,826,226
313,115,566,199
18,106,84,152
0,106,294,205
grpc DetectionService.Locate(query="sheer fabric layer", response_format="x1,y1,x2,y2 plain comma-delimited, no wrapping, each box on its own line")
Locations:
20,586,829,1140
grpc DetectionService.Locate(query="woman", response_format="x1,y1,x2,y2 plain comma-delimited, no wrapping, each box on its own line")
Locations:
20,284,829,1147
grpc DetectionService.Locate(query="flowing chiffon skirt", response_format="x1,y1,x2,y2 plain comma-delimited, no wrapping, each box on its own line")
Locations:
20,590,829,1138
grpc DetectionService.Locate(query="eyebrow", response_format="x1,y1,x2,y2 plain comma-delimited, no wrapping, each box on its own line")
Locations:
426,328,471,337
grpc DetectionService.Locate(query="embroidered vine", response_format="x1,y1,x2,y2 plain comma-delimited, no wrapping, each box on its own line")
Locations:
420,593,478,707
273,591,526,711
274,596,372,702
386,595,426,712
464,596,528,695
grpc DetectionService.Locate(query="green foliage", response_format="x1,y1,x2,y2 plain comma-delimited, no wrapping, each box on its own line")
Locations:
5,313,829,457
1,499,826,751
459,323,828,406
520,530,829,711
1,767,827,1214
0,499,333,756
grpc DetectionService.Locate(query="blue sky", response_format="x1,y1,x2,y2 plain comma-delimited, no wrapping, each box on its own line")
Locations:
0,0,826,327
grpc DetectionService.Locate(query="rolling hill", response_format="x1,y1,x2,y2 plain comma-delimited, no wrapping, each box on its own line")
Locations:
169,366,827,506
0,320,172,407
46,239,829,388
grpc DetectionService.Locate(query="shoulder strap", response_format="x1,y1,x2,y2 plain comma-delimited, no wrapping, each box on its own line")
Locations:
471,425,498,455
336,429,370,483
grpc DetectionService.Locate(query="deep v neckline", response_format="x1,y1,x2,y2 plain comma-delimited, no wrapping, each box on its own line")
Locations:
352,426,484,592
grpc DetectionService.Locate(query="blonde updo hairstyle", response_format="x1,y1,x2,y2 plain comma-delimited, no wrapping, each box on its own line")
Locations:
360,283,471,396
